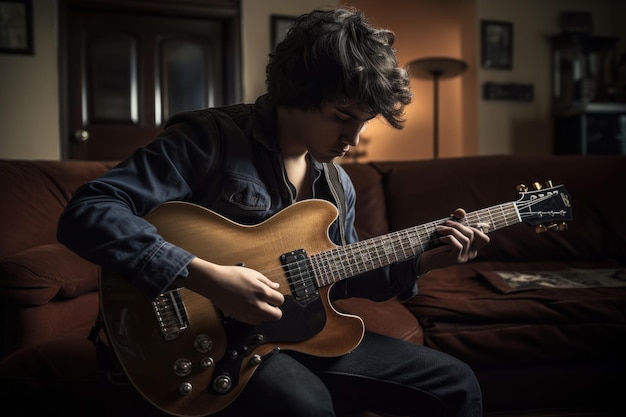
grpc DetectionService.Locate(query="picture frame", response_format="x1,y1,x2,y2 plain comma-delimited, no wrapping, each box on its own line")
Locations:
0,0,33,55
481,20,512,70
271,14,296,49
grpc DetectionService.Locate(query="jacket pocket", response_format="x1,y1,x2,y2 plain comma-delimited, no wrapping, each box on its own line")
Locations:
219,174,271,213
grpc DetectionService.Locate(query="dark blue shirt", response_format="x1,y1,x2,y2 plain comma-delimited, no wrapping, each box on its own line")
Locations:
57,95,418,301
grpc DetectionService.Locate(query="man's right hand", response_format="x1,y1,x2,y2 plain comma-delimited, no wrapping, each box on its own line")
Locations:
185,257,285,325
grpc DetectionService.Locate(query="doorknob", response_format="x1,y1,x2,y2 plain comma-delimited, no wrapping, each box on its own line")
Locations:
73,129,90,143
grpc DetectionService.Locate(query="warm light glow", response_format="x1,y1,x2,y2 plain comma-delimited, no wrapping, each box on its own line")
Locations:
339,0,477,160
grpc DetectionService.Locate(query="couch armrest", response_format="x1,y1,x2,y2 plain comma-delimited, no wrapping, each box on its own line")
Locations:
0,244,99,306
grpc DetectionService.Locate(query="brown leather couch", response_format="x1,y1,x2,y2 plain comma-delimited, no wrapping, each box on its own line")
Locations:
0,158,419,417
342,156,626,417
1,155,625,416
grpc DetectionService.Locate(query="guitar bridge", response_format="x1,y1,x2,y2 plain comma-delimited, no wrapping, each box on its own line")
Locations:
152,288,189,340
281,249,319,304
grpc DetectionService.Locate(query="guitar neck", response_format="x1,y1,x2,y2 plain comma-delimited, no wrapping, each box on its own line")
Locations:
312,202,520,287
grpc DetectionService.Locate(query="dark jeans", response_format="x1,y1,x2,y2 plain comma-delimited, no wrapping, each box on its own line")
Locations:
214,332,482,417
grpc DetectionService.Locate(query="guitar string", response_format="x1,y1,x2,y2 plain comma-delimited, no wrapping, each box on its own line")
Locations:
259,205,508,292
278,206,515,291
260,193,566,294
175,193,566,308
237,195,551,294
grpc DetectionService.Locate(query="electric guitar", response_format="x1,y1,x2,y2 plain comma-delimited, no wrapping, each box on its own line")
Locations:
99,183,572,417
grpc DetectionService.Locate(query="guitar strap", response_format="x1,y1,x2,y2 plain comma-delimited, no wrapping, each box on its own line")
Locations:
88,309,129,386
323,162,347,245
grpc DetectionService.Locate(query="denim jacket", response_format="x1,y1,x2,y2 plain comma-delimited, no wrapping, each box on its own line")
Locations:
57,95,418,302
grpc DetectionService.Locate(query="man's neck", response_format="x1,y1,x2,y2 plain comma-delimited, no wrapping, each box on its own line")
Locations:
282,153,312,201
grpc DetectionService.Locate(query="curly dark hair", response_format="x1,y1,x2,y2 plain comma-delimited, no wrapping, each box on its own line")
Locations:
265,7,412,129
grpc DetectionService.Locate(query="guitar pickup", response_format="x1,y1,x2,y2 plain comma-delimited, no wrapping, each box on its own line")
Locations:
280,249,319,304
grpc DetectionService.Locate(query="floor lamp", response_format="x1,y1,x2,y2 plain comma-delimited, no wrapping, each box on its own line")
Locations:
407,57,468,158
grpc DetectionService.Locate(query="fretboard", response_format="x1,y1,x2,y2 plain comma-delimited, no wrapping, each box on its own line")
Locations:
311,202,520,287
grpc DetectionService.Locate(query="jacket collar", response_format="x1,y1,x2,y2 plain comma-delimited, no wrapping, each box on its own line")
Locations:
252,94,280,152
252,94,327,176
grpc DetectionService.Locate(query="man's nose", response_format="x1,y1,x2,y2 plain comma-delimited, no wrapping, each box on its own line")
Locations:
343,123,365,146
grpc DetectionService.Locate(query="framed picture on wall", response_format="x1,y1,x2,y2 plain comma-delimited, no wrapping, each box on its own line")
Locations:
0,0,34,55
271,14,296,49
481,20,512,70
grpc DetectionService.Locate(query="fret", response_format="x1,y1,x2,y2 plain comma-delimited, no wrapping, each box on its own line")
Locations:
338,246,350,280
407,228,422,255
349,245,363,276
422,223,438,252
337,251,347,279
400,230,412,260
358,242,370,272
314,253,324,286
383,234,395,263
360,245,374,273
510,203,519,224
498,204,507,229
373,238,385,270
487,208,496,230
418,226,429,251
380,235,393,265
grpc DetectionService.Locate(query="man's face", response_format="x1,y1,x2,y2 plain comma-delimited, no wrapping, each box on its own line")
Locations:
284,100,375,162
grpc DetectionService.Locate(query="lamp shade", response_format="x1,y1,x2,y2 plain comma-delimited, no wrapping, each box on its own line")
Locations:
408,57,468,79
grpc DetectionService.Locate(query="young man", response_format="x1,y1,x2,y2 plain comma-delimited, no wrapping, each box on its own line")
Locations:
58,7,488,417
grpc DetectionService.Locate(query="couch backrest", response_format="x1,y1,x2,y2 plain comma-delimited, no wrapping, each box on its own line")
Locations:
3,156,624,264
344,155,626,263
341,163,390,240
0,159,116,258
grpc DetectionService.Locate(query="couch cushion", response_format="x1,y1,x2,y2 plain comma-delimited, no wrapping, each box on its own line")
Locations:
405,260,626,367
0,244,99,306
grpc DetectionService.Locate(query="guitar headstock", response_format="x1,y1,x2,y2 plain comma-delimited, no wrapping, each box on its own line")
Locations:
514,181,573,232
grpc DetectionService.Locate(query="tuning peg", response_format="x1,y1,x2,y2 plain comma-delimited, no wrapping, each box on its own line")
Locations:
557,222,568,231
535,224,548,233
545,180,553,188
532,182,542,190
516,184,528,192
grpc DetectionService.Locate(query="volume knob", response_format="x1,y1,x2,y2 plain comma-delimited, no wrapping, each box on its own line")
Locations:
195,334,213,353
173,358,192,376
213,375,232,393
179,382,193,395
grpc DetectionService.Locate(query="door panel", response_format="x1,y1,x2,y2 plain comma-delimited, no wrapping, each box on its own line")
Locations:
159,37,215,123
65,7,232,160
162,40,206,120
88,34,138,123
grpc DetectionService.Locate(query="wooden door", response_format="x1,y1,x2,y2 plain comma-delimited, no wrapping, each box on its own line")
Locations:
60,1,241,160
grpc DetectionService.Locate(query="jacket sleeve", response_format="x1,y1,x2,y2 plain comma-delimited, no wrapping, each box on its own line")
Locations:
57,113,217,299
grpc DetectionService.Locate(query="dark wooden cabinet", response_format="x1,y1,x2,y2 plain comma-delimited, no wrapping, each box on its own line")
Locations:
554,103,626,155
550,32,626,155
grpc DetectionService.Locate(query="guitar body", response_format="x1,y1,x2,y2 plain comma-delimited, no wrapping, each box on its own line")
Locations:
99,200,365,417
